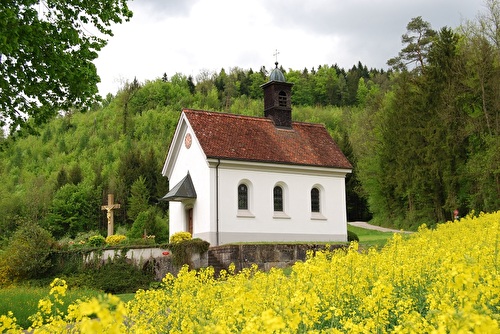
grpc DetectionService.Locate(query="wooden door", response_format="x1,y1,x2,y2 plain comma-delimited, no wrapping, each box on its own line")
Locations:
187,208,193,235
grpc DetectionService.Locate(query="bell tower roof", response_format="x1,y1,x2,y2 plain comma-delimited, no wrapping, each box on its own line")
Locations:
269,62,286,82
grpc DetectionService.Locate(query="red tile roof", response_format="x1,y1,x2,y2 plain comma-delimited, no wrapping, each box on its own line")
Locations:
184,109,352,169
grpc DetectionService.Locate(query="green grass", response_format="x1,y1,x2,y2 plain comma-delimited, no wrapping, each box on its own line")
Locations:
117,293,136,303
0,285,102,330
348,225,405,249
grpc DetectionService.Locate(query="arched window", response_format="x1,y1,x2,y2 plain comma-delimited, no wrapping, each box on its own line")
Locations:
237,181,255,218
273,186,283,212
278,91,287,107
311,187,320,213
238,184,248,210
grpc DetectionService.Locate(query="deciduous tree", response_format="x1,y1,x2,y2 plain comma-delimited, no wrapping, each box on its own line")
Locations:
0,0,132,134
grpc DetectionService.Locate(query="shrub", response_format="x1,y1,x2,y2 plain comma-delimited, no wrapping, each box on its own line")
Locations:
0,254,11,286
347,230,359,242
88,235,106,247
105,234,127,246
169,238,210,268
92,256,153,294
0,223,54,282
170,231,192,244
66,256,153,294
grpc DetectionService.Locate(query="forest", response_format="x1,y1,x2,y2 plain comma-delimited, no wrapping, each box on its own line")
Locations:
0,6,499,247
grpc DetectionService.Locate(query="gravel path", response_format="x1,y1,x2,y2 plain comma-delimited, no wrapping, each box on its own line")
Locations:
348,221,413,233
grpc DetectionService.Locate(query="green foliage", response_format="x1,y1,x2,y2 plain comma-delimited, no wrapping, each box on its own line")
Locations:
169,238,210,268
387,16,436,72
0,0,133,134
128,176,150,221
0,223,54,282
48,252,154,294
347,230,359,242
78,256,153,294
351,13,500,229
42,182,101,239
88,235,106,247
128,207,169,243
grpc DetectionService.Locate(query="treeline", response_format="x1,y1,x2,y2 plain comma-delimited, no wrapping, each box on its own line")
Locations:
0,63,374,245
350,12,500,229
0,4,499,244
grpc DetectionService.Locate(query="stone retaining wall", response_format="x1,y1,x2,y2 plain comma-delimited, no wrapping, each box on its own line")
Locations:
209,244,345,272
87,244,345,280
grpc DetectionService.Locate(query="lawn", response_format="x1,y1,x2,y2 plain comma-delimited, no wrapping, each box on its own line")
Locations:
0,285,103,329
348,224,404,249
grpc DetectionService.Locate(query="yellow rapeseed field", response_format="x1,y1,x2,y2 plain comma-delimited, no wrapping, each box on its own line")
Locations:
1,211,499,333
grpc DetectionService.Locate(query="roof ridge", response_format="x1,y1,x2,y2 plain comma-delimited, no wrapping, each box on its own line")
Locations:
183,108,271,122
184,109,325,127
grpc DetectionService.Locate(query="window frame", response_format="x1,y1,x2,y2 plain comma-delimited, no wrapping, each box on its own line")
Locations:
237,180,254,218
273,182,290,219
273,185,283,212
310,184,327,220
238,183,248,210
311,187,320,213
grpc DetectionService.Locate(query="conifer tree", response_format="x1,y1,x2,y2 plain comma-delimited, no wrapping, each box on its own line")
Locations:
128,176,150,222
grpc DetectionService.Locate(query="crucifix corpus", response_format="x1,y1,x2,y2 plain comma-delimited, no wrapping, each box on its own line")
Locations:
101,194,121,237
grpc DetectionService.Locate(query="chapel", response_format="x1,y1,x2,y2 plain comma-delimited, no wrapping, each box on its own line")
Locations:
161,62,352,245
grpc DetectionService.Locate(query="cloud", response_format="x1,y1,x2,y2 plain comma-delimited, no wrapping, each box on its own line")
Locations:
95,0,486,96
137,0,200,18
258,0,484,68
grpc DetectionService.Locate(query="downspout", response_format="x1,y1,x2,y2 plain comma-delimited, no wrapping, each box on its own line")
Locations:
216,159,221,246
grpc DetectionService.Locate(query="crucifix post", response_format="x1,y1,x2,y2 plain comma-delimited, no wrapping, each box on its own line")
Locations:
101,194,121,237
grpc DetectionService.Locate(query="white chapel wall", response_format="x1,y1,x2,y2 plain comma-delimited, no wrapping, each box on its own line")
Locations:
215,162,349,244
167,123,211,241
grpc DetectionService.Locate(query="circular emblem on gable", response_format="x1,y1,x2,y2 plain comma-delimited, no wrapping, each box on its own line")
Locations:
184,133,192,149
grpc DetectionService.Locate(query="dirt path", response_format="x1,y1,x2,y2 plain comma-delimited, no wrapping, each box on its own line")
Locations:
348,221,413,234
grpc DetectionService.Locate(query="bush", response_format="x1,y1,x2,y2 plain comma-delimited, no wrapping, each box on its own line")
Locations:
347,230,359,242
105,234,127,246
0,223,54,282
170,231,192,244
92,256,153,294
88,235,106,247
169,238,210,268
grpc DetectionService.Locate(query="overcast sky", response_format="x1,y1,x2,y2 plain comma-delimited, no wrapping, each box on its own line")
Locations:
94,0,486,96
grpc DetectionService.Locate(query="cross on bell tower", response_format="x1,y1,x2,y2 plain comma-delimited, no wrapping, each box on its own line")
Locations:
273,49,280,63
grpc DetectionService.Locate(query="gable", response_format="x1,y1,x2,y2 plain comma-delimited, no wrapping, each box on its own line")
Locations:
183,109,352,169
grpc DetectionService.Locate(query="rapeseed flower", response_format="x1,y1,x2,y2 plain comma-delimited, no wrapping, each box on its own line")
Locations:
1,211,499,333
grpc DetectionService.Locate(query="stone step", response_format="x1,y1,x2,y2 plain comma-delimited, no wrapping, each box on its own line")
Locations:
207,250,226,275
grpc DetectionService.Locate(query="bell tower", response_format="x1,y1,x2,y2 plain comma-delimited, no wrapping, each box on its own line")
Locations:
261,61,294,128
